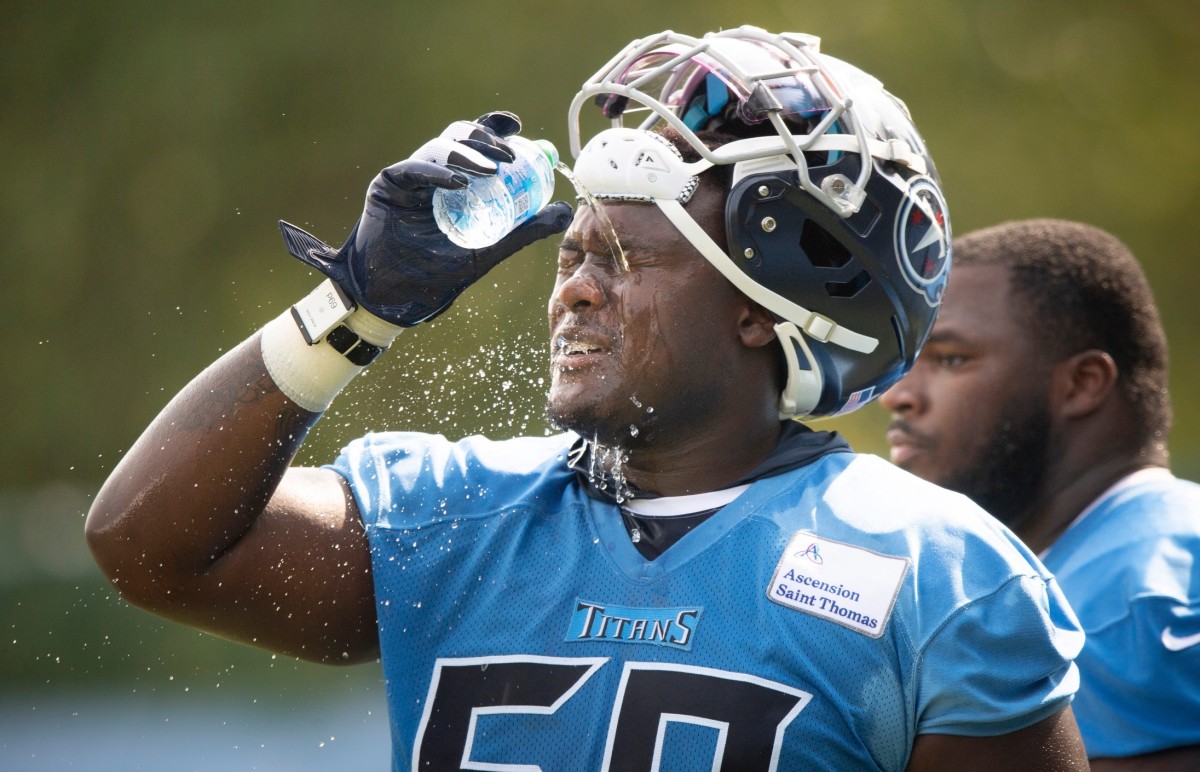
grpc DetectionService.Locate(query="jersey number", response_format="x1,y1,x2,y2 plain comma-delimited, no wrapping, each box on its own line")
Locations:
414,655,813,771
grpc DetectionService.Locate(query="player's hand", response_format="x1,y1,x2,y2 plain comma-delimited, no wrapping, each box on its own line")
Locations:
279,112,573,327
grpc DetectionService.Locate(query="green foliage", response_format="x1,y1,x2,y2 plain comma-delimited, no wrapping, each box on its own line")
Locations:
4,0,1200,694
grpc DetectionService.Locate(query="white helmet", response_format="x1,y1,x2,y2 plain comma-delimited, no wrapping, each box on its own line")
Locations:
567,26,951,418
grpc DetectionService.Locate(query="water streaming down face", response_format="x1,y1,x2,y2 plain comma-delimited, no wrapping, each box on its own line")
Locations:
549,160,699,499
554,161,629,273
582,390,663,503
551,161,640,496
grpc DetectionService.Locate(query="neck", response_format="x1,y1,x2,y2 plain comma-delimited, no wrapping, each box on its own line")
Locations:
618,412,783,497
1014,447,1167,553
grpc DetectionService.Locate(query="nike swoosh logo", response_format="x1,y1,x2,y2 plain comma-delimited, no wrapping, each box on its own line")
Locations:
1161,627,1200,651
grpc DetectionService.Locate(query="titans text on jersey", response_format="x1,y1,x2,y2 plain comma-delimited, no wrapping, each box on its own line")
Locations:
332,431,1082,771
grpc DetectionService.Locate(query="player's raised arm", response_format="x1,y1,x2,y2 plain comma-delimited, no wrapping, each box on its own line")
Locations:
86,336,367,663
84,112,572,664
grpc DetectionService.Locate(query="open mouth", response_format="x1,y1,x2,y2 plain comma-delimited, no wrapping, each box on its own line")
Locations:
552,332,611,369
557,337,602,355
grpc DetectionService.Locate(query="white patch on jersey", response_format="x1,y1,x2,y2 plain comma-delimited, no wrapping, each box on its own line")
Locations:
767,532,909,638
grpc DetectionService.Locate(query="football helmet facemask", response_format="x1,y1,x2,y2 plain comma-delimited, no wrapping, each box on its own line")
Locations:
567,25,950,418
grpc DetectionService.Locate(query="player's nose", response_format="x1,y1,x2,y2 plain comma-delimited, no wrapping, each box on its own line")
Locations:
552,264,607,313
879,370,924,415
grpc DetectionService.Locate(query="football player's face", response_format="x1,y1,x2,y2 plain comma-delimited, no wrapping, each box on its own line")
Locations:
879,265,1054,525
545,192,749,446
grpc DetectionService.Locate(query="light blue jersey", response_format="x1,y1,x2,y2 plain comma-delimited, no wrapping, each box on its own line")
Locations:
1040,469,1200,757
332,432,1081,771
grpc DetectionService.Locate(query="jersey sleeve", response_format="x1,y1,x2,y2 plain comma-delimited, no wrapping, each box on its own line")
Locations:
327,431,443,529
327,431,577,530
914,573,1083,736
1038,476,1200,756
1072,596,1200,756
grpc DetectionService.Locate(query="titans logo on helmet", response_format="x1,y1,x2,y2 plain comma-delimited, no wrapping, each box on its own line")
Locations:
894,178,951,306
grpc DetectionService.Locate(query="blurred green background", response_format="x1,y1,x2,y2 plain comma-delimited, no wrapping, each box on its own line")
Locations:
3,0,1199,767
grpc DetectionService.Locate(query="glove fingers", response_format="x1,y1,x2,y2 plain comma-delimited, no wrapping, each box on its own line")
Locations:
474,111,522,138
438,119,514,164
520,200,575,243
412,135,501,175
474,200,574,272
380,158,468,191
458,137,514,163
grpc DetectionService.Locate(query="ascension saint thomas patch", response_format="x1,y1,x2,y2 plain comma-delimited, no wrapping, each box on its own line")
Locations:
768,532,909,638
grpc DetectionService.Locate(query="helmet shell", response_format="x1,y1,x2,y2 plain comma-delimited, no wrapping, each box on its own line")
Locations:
569,25,951,417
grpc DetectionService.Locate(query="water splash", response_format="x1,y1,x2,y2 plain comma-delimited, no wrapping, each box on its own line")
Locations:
587,434,634,504
554,161,629,273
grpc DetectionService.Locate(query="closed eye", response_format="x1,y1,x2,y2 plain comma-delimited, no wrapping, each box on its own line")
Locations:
556,243,629,275
556,241,585,275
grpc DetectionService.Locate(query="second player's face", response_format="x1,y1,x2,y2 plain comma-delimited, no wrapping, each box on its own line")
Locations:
879,265,1055,511
545,194,750,446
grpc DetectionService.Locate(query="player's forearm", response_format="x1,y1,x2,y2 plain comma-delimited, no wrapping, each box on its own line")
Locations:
84,110,570,636
85,332,320,605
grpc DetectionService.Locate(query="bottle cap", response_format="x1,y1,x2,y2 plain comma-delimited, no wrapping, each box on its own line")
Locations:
535,139,559,167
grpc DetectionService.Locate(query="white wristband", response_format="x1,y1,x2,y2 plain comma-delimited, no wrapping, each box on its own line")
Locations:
260,301,403,413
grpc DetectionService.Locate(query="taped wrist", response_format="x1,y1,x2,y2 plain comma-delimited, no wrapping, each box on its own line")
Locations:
260,283,403,412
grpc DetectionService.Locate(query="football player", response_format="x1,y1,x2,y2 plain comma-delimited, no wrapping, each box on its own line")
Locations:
87,26,1088,768
882,218,1200,770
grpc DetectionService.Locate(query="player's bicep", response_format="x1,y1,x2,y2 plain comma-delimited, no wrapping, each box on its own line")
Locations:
906,709,1087,771
1090,744,1200,771
186,467,379,663
246,466,373,593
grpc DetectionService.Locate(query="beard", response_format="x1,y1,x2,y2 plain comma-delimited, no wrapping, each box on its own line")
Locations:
542,355,668,449
544,396,603,439
543,390,655,449
942,395,1053,531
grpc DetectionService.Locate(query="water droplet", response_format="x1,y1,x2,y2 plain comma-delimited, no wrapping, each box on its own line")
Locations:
555,161,628,272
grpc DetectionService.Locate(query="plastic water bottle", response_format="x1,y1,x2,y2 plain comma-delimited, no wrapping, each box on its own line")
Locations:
433,136,559,249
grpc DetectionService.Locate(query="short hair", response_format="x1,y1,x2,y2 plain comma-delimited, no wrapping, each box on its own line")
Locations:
952,218,1172,446
654,127,737,245
657,127,736,194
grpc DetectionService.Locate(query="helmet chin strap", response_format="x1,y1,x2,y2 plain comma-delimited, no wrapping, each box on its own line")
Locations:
774,321,823,418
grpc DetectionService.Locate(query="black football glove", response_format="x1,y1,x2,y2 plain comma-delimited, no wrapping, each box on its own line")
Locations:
279,112,573,327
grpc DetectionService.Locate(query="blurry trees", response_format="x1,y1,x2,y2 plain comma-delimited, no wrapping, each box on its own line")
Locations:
2,0,1198,689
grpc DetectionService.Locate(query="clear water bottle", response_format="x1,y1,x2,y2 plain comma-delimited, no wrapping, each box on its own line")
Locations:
433,136,559,249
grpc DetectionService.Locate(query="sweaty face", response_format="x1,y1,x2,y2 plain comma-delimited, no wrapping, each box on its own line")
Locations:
545,193,749,447
879,265,1054,527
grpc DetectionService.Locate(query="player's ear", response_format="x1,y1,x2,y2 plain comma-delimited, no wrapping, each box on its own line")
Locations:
1055,349,1118,419
738,300,777,349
